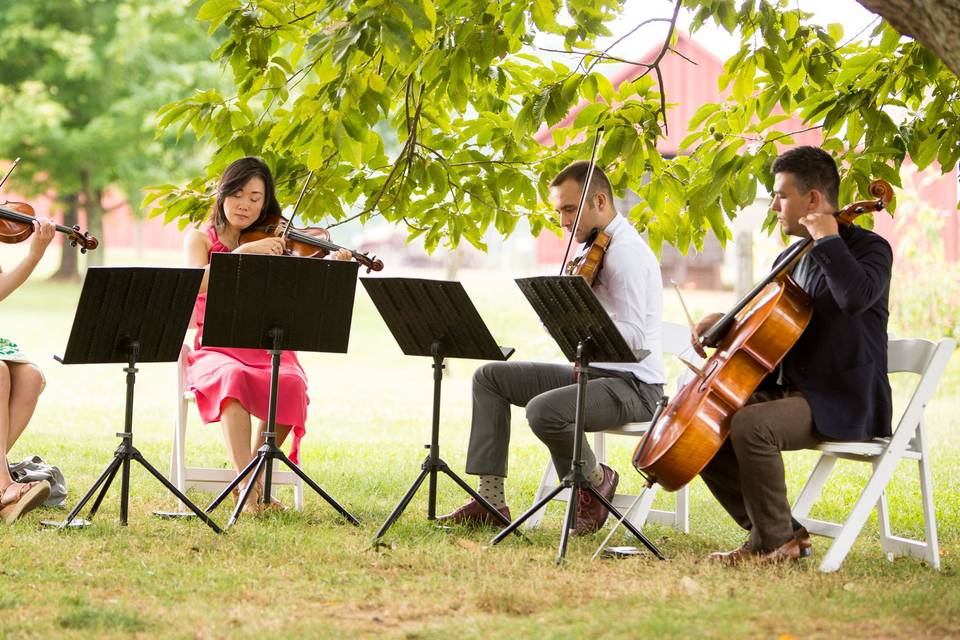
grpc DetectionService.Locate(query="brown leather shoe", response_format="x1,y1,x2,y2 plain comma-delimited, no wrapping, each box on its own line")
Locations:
436,499,511,526
572,464,619,536
794,526,812,557
707,540,755,566
708,536,803,565
757,537,802,564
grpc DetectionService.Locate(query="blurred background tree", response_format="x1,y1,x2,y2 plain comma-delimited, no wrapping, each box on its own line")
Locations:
0,0,220,279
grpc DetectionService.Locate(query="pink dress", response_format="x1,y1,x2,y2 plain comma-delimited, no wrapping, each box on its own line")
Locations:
186,226,309,464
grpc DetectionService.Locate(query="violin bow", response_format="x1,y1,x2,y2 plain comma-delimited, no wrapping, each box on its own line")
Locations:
559,128,605,275
283,169,315,240
0,158,21,192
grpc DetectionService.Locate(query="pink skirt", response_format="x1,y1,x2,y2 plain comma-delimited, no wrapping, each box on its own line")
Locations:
187,341,309,465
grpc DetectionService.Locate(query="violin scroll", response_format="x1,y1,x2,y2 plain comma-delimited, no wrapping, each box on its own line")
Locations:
354,253,384,273
68,224,99,253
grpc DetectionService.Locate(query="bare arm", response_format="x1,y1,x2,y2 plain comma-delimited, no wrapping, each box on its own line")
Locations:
186,229,288,294
184,229,213,294
0,219,55,302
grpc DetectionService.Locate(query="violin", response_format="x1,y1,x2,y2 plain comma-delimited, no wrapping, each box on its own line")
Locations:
238,169,383,273
239,213,383,272
564,228,610,286
0,159,98,253
631,180,895,491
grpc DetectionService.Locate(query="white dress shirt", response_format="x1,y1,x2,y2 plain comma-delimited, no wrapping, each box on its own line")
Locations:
583,213,666,385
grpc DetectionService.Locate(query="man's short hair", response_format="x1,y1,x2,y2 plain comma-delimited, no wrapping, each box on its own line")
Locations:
772,146,840,208
550,160,615,204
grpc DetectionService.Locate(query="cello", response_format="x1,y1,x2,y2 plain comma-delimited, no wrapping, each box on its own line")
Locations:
631,179,894,491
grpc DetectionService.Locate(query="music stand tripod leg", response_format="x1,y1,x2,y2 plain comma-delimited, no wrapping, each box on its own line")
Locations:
263,335,359,525
58,454,123,528
272,448,360,525
556,479,581,564
87,445,128,519
205,329,360,527
488,483,567,545
131,448,223,533
59,342,221,533
587,485,664,559
374,346,511,540
221,456,266,529
374,466,430,541
205,453,262,514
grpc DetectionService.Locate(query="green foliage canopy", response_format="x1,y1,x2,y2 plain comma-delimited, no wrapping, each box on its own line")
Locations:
149,0,960,255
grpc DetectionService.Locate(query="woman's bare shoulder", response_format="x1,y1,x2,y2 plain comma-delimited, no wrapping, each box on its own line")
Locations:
184,227,212,249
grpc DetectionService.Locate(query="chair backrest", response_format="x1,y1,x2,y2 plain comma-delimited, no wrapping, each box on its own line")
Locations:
660,321,702,392
662,321,693,356
888,337,956,438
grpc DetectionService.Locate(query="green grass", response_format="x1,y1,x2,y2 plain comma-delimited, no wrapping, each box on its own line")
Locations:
0,249,958,638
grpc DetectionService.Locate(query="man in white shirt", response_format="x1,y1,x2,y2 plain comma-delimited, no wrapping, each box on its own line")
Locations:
438,161,666,534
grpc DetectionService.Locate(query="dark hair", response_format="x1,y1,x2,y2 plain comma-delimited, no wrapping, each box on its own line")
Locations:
772,146,840,208
209,156,282,229
550,160,615,205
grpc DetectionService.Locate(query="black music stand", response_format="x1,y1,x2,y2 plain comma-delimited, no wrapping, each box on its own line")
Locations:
54,267,222,533
488,275,665,563
201,252,361,529
361,278,515,541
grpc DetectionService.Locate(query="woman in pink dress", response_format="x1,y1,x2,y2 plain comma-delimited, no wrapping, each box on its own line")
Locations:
0,215,56,522
184,157,350,513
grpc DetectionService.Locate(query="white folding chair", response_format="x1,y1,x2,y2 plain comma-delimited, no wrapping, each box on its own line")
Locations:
524,322,700,532
169,326,305,510
792,337,955,572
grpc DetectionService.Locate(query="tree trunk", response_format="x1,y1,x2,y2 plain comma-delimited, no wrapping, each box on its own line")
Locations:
82,170,105,267
857,1,960,77
50,193,80,281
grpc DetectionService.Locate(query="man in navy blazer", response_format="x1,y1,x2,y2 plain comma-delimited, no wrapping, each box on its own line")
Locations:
694,146,893,564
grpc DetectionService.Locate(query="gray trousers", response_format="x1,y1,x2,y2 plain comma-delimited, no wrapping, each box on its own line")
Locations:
699,389,822,553
465,361,663,479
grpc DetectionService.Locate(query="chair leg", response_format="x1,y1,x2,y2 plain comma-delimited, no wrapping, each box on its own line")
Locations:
593,432,606,467
623,483,658,532
916,422,940,569
524,462,560,531
172,395,190,510
818,452,902,573
873,459,896,560
294,477,305,511
793,454,837,521
676,484,689,534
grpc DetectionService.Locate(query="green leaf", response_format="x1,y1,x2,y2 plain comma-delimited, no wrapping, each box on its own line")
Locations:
914,131,942,170
196,0,237,33
688,103,721,130
573,103,606,128
591,73,614,103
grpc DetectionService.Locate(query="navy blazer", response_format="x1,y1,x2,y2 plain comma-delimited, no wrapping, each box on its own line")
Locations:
760,224,893,441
